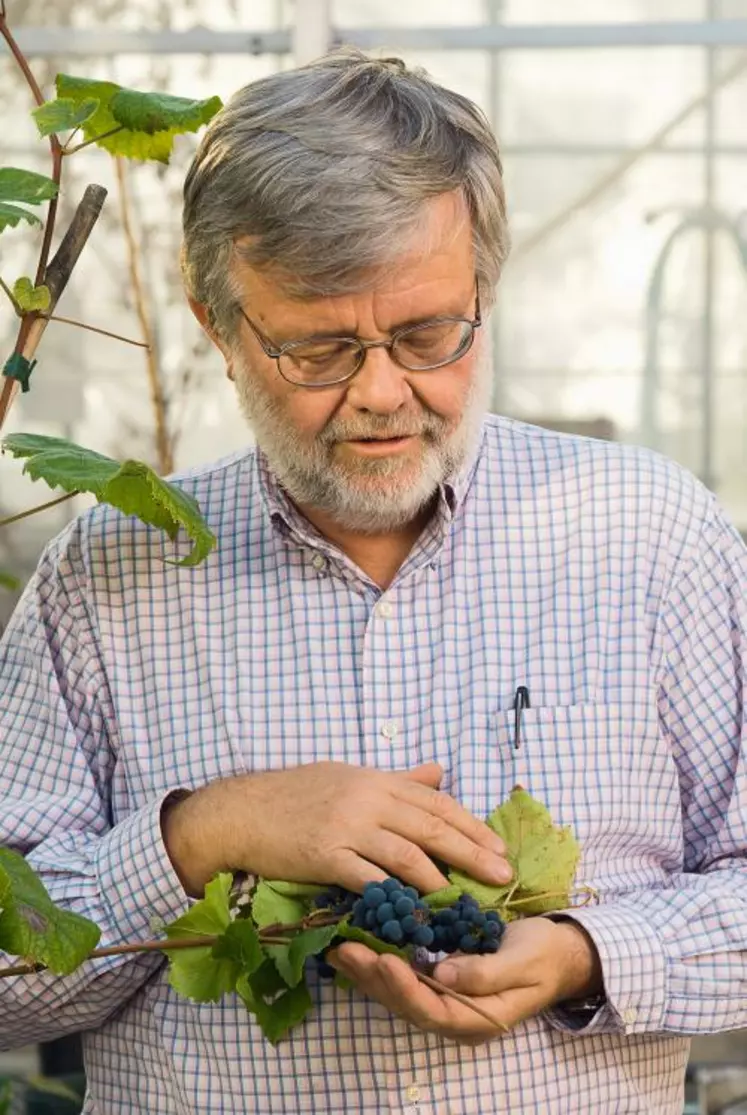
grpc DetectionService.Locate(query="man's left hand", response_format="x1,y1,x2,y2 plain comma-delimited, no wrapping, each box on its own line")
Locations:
326,916,603,1046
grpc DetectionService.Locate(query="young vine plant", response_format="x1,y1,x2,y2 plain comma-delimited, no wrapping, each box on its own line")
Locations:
0,787,595,1044
0,4,222,564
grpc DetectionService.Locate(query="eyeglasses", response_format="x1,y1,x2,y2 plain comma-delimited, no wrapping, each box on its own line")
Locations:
239,282,481,389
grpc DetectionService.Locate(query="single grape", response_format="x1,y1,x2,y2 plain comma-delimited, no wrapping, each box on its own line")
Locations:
459,934,480,953
382,919,404,944
376,902,395,925
485,910,500,922
412,925,435,948
453,920,468,937
394,896,415,917
401,914,418,934
364,908,378,930
482,938,500,953
382,878,401,895
363,885,387,908
403,886,419,901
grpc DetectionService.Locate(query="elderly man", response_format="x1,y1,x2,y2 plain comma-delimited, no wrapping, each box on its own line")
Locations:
1,49,745,1115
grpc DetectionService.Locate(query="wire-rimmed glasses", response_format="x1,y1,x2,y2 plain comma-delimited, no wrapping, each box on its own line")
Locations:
239,283,481,389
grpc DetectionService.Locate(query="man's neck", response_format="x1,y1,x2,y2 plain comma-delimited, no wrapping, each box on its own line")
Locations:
298,501,436,590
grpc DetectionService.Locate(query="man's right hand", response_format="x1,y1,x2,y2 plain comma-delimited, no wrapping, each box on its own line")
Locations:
162,760,512,898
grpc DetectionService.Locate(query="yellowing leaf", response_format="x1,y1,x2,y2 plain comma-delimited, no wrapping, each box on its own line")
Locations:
12,277,51,312
55,75,221,164
487,787,580,915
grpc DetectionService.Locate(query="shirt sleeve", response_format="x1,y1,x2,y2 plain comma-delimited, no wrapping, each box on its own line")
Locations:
0,519,190,1051
546,498,747,1037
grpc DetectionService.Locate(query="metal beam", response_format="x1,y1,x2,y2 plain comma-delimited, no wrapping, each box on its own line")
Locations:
293,0,332,64
11,21,747,57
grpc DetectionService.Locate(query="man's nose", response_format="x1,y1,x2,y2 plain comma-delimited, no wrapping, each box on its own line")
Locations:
343,345,412,414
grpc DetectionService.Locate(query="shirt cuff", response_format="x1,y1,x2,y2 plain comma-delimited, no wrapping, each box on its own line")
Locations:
94,790,192,943
543,903,668,1036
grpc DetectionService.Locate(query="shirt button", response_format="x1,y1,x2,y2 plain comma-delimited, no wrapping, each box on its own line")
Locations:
380,720,400,740
405,1085,420,1102
376,601,394,618
311,554,326,571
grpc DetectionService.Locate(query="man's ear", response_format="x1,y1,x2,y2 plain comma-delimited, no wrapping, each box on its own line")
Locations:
187,297,228,355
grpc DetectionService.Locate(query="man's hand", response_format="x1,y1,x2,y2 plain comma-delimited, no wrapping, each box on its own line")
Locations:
326,917,603,1046
162,760,512,897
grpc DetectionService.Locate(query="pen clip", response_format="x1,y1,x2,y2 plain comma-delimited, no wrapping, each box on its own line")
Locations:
512,685,531,751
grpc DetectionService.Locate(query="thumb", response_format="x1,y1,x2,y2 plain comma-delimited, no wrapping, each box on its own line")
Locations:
399,761,443,787
433,954,503,996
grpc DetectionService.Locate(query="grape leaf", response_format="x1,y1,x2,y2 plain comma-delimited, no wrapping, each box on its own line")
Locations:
268,925,339,989
0,847,100,975
248,957,289,998
335,921,408,960
210,920,264,976
110,89,223,137
486,787,580,915
422,883,462,909
0,202,42,232
251,880,307,929
32,97,99,138
237,970,313,1045
0,168,59,205
1,433,217,567
163,874,238,1002
55,75,221,164
12,277,51,312
0,571,20,591
261,880,327,900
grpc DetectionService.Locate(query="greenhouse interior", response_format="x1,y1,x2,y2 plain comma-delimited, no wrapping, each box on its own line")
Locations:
0,2,746,1113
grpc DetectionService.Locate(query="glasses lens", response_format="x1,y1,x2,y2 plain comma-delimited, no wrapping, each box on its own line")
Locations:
278,339,362,385
392,320,474,370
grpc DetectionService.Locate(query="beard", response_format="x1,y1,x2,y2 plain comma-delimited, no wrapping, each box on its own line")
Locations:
233,349,492,534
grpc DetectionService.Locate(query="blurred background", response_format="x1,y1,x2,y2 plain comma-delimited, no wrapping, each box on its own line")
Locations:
0,1,746,1112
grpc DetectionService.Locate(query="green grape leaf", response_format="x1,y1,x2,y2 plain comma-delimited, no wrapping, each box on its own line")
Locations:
486,787,580,915
260,880,327,900
55,75,221,164
0,571,20,591
0,847,100,975
12,277,51,312
210,919,264,977
237,970,313,1045
0,168,59,205
443,871,513,911
163,874,237,1002
0,202,42,232
268,925,339,989
110,88,223,137
1,433,217,567
335,921,408,960
32,97,99,138
251,880,307,929
248,956,289,998
25,1076,81,1103
422,883,463,909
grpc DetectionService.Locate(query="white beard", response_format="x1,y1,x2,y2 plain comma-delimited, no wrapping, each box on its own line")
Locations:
233,349,492,534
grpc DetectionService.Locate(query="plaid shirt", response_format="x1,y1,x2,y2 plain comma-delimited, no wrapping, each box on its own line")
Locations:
1,414,745,1115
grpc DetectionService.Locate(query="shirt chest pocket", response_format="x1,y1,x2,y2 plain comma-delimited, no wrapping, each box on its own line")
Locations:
444,703,683,896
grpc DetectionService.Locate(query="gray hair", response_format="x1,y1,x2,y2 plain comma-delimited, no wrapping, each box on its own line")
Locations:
181,47,510,342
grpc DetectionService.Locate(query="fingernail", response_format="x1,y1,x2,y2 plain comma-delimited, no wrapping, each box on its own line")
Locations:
495,861,513,883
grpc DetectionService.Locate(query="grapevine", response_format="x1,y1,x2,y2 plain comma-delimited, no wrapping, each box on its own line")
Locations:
0,788,597,1045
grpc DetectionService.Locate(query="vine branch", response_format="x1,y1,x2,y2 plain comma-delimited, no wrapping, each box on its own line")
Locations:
42,314,150,349
0,491,79,529
64,126,125,156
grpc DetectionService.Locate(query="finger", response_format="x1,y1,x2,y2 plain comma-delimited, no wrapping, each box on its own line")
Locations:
397,762,443,787
433,954,504,996
393,779,508,859
329,850,393,894
359,829,450,892
378,800,511,888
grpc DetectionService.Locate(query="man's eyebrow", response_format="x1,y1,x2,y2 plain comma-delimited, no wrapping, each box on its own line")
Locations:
271,305,468,344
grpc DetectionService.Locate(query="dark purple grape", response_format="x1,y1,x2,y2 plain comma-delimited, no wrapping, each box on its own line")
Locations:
382,919,404,944
412,925,435,948
403,886,418,901
394,896,415,917
459,934,480,953
376,902,395,925
382,878,401,895
363,885,387,908
401,914,418,934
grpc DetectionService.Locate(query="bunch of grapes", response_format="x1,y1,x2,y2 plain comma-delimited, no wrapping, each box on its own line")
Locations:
431,893,505,954
350,878,435,948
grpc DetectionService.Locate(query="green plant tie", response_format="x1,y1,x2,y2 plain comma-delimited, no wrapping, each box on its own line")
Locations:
2,353,36,393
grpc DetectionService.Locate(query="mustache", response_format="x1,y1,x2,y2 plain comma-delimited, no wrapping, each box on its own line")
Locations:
320,412,449,445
